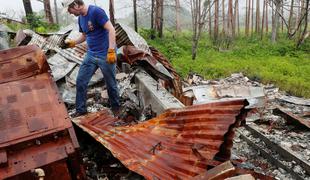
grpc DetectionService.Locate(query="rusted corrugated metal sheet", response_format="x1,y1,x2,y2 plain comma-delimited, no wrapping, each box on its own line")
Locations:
122,45,173,80
115,23,151,54
73,99,249,179
0,45,85,179
0,45,49,84
149,46,184,100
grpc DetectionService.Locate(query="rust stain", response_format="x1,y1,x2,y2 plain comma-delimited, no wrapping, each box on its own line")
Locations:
0,45,85,179
73,99,249,179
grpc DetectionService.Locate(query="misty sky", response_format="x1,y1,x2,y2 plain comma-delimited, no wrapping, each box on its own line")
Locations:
0,0,251,21
0,0,132,21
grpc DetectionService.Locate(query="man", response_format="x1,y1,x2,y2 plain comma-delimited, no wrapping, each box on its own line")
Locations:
62,0,120,117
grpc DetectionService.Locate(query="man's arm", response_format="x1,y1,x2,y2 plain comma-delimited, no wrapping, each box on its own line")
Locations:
103,20,116,49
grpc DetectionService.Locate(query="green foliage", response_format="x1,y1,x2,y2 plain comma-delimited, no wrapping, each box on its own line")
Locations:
5,13,59,33
146,32,310,98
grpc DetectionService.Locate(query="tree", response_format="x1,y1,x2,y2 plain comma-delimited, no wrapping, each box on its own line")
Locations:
297,0,309,47
251,0,254,34
222,0,225,34
109,0,115,25
265,0,268,33
255,0,260,34
54,0,59,24
271,0,281,43
288,0,294,34
208,0,212,37
234,0,239,35
151,0,155,30
261,0,266,39
22,0,33,23
43,0,54,24
190,0,213,60
155,0,164,38
133,0,138,32
227,0,234,37
214,0,219,39
175,0,181,34
245,0,250,36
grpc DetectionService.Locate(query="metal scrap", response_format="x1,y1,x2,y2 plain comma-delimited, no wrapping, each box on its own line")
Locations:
0,45,85,179
183,85,266,108
273,106,310,129
47,53,76,81
72,99,249,179
115,23,151,54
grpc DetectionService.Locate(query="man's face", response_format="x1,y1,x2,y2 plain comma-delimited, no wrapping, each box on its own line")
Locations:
68,4,81,16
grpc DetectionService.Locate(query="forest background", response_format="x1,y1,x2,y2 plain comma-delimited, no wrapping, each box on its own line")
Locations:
1,0,309,97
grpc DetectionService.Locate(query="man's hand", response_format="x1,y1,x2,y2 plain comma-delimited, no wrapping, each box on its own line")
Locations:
107,48,116,64
61,39,76,49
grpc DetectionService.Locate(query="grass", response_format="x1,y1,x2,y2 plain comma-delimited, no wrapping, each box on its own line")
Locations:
143,31,310,98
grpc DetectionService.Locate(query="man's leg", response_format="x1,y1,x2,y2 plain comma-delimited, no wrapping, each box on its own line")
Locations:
76,54,97,113
98,56,120,110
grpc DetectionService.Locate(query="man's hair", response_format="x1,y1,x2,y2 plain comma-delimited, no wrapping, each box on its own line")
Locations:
69,0,84,8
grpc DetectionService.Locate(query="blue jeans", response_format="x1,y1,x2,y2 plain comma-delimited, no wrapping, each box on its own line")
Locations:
76,53,120,113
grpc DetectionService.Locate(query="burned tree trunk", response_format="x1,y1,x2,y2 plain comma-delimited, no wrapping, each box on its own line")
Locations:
44,0,54,24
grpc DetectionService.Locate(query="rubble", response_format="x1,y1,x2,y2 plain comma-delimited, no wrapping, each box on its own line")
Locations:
1,22,309,180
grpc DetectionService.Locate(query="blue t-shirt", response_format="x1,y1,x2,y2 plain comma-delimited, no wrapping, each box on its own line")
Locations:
78,5,109,56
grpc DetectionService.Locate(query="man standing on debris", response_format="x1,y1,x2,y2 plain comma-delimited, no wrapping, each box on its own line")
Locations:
61,0,120,117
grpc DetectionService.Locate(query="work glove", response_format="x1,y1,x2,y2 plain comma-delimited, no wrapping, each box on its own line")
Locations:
60,39,76,49
107,48,117,64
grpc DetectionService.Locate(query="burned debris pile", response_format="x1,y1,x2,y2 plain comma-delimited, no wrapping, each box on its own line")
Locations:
0,23,309,180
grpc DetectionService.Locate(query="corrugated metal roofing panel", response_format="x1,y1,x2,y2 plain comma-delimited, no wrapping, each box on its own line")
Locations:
47,53,76,81
115,23,151,54
0,45,48,84
0,45,84,179
0,72,72,147
73,99,249,179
